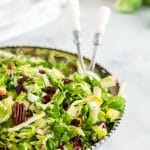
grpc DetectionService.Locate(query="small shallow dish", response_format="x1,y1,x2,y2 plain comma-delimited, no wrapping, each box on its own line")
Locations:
0,46,125,150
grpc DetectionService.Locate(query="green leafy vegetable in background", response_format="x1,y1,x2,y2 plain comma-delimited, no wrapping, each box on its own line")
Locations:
143,0,150,5
116,0,142,13
116,0,150,13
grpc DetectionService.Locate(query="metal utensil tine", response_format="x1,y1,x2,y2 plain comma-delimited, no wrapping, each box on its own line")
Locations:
73,30,86,73
89,33,103,71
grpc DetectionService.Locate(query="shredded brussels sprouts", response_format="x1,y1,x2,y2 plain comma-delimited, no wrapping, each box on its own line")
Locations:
0,50,125,150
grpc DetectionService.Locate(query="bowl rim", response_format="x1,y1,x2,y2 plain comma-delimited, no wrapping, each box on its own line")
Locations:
0,45,125,150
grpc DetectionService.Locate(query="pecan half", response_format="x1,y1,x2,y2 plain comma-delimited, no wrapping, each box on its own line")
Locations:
12,102,26,125
7,62,14,70
7,62,15,76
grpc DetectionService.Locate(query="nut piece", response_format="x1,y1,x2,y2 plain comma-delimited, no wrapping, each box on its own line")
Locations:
12,102,26,125
63,79,72,84
7,62,15,76
39,69,46,74
7,62,15,70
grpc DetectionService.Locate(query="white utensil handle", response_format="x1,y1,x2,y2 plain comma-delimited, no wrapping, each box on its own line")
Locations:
96,6,111,34
67,0,81,31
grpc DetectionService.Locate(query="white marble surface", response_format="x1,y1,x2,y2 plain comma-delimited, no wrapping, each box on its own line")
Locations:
1,0,150,149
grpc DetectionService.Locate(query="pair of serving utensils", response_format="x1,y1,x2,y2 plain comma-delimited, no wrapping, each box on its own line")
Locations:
68,0,111,74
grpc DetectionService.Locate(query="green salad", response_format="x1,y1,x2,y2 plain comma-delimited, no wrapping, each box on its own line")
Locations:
0,50,125,150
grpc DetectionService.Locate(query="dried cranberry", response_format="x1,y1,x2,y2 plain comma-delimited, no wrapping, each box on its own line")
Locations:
42,94,52,104
72,136,82,144
57,145,64,150
64,79,72,84
72,136,82,150
73,142,82,150
71,119,81,127
18,76,30,84
16,85,27,94
39,69,46,74
45,86,56,94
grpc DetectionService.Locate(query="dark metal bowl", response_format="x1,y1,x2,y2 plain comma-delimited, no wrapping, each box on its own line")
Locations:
0,46,124,150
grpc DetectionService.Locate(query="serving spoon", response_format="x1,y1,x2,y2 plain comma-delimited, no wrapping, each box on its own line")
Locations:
67,0,111,74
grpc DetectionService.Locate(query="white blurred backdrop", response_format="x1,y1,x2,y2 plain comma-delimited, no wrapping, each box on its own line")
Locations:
0,0,64,42
0,0,150,150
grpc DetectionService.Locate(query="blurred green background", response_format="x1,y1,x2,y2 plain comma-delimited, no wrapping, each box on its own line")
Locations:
116,0,150,13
